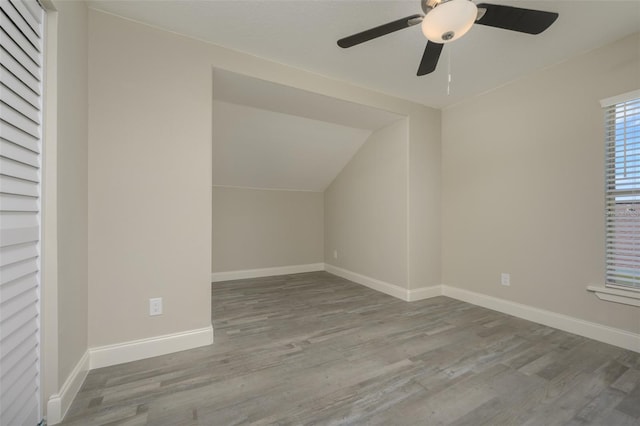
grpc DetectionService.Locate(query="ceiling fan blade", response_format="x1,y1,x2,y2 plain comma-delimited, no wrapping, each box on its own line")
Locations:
417,41,443,76
337,14,423,48
475,3,558,35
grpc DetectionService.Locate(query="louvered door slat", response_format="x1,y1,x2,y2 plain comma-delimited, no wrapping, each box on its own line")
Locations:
0,66,40,110
0,139,40,167
0,0,43,424
0,0,41,52
1,82,40,124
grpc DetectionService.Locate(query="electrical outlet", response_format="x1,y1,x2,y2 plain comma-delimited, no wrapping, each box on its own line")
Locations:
149,297,163,316
501,273,510,286
333,249,338,260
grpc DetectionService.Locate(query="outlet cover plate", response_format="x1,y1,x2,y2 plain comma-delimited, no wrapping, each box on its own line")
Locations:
149,297,163,316
501,273,510,286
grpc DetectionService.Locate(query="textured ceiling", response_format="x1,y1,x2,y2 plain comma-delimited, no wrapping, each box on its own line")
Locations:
90,0,640,108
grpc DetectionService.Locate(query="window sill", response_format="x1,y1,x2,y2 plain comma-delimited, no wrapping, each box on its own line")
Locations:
587,285,640,307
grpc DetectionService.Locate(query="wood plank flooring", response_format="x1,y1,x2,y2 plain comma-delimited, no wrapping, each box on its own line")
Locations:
62,272,640,425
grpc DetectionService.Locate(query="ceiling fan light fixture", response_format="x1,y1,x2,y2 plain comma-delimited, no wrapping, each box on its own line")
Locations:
421,0,478,43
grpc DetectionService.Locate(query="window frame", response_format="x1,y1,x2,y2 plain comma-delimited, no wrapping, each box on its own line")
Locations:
588,89,640,306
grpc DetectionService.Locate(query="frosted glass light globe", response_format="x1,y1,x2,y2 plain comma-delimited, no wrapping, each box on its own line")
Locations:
421,0,478,43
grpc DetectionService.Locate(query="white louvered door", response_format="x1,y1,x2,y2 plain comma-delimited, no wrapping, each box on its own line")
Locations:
0,0,44,424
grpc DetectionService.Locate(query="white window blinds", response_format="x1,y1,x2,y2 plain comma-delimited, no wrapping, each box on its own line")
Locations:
0,0,44,424
603,91,640,290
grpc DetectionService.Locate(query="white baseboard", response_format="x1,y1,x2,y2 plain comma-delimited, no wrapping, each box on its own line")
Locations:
321,267,639,352
442,285,640,353
46,350,90,425
408,285,444,301
89,325,214,369
325,264,407,301
325,264,442,302
211,263,325,282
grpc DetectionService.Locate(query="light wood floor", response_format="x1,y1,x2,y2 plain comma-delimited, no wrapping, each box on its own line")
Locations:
62,272,640,425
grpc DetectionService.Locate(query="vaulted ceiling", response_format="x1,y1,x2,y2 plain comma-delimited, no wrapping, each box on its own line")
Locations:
88,1,639,192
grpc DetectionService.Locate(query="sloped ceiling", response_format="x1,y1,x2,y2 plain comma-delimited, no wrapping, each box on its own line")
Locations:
214,69,404,132
212,71,404,191
88,1,638,191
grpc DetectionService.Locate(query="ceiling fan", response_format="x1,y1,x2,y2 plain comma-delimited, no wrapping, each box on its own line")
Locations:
337,0,559,76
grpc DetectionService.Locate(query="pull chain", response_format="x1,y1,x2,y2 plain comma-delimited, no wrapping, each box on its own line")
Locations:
447,48,452,96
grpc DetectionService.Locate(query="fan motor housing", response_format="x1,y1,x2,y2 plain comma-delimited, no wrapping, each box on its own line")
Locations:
422,0,454,14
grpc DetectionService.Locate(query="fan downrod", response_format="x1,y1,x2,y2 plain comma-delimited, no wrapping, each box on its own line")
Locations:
421,0,445,14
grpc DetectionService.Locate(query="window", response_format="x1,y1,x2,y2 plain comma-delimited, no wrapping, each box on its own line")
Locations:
603,91,640,291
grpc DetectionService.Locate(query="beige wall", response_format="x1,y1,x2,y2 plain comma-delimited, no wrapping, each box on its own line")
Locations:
408,109,442,290
49,4,639,414
212,187,324,272
87,9,440,347
88,11,213,346
55,0,89,394
442,33,640,333
325,119,409,287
